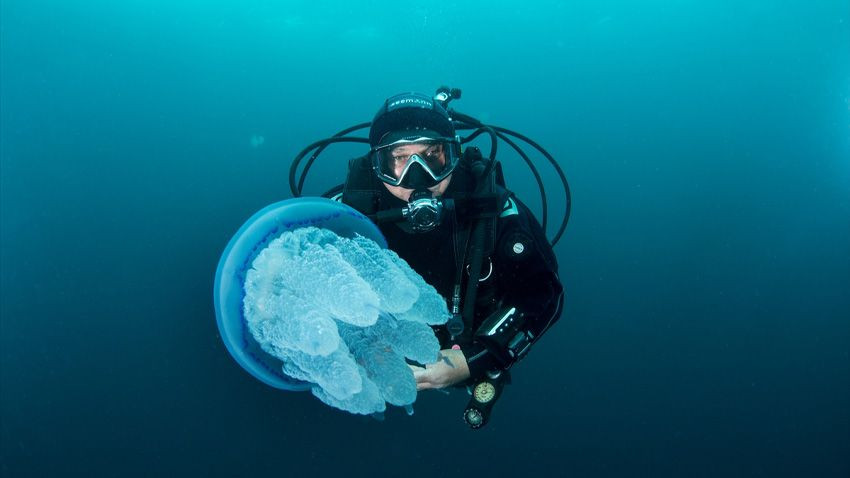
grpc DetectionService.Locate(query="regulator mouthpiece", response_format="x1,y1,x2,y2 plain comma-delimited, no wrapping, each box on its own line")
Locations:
403,190,444,233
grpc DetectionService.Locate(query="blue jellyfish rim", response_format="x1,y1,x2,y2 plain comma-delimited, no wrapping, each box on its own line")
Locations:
213,197,387,390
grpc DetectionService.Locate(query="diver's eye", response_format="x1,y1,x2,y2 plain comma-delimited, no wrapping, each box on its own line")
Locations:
423,146,444,164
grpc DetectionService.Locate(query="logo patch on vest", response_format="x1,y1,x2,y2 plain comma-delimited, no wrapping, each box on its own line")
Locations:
502,231,532,261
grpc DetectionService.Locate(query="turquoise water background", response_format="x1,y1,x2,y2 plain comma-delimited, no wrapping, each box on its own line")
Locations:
2,1,849,476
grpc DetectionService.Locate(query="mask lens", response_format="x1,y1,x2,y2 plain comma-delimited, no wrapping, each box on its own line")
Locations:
373,138,459,186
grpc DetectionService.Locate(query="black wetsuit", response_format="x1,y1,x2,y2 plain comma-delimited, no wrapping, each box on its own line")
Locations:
341,160,564,382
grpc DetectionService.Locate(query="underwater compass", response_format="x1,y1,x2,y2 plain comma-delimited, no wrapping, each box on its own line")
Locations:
473,381,497,403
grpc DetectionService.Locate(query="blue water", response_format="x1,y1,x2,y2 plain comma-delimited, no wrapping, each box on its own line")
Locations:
2,1,848,476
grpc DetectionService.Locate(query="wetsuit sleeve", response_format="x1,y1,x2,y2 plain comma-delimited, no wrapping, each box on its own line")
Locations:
464,196,564,379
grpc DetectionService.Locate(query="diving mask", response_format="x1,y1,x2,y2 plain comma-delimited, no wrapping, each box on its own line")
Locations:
371,136,461,190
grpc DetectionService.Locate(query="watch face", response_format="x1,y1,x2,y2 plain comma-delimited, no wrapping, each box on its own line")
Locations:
473,381,497,403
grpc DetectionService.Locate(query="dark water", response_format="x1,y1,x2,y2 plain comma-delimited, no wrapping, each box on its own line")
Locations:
2,1,848,476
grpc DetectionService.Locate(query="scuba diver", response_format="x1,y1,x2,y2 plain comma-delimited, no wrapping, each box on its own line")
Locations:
290,87,570,428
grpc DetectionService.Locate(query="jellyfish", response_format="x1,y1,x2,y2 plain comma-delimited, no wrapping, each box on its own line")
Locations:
214,198,450,415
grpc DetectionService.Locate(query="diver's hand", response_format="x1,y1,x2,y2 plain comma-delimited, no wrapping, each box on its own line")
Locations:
409,349,470,390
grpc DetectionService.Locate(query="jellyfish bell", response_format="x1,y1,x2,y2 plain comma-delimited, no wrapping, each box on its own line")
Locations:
213,197,387,391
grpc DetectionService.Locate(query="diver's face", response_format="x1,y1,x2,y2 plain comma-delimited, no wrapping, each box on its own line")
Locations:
380,142,451,201
383,175,452,202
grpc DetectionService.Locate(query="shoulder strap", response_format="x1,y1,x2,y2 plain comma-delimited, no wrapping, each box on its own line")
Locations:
453,153,513,340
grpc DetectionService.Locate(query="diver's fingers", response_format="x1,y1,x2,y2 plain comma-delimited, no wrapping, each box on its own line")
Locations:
411,368,434,390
